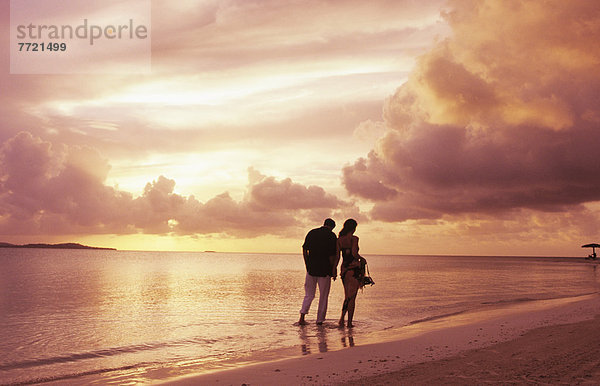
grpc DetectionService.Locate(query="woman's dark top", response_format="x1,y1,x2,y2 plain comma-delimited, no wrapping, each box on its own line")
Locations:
340,240,363,284
341,246,355,267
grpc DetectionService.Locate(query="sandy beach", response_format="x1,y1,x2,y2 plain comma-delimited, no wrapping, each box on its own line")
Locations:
164,293,600,385
346,315,600,385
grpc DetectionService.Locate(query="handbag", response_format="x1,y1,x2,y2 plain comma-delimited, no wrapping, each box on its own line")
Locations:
359,257,375,286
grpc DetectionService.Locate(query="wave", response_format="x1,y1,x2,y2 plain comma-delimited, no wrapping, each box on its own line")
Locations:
408,310,469,325
407,292,598,326
480,297,539,305
4,363,147,386
480,292,598,306
0,344,155,372
0,336,218,372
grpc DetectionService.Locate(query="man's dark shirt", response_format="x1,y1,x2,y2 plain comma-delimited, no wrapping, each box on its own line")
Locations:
302,226,337,277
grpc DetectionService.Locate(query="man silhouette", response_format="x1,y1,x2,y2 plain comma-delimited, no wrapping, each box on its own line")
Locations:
298,218,339,325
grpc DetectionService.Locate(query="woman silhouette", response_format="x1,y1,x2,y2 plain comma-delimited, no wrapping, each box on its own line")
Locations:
337,219,364,327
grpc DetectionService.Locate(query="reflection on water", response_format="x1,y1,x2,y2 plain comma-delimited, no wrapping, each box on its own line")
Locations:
0,250,598,384
297,324,355,355
342,331,355,348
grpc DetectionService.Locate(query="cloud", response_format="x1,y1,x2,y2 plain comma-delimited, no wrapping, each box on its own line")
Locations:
150,0,448,71
0,0,447,154
247,167,346,210
0,132,356,237
342,0,600,222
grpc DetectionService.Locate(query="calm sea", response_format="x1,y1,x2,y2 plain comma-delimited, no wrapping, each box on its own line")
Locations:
1,249,598,384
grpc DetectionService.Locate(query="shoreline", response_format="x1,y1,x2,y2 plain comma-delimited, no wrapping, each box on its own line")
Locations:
161,293,600,385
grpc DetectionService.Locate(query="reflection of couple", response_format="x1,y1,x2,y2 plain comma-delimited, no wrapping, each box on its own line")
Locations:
298,218,364,328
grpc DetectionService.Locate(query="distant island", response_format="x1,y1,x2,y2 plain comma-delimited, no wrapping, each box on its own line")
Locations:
0,242,116,250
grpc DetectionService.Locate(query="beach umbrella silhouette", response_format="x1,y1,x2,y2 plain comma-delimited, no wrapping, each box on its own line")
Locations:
582,243,600,255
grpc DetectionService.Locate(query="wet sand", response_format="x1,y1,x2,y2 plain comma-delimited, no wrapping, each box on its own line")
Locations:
164,294,600,385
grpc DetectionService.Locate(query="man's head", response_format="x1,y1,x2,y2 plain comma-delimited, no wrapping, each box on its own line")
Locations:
323,218,335,230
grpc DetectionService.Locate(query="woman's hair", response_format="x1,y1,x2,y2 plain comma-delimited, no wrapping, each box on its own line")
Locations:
339,218,357,237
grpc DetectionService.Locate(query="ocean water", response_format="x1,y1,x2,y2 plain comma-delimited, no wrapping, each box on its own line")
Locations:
1,249,599,384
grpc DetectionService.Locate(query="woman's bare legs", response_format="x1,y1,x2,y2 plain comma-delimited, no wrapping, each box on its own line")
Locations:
346,290,358,327
339,271,360,327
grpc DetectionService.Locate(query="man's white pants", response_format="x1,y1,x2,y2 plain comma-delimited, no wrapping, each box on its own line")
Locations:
300,273,331,323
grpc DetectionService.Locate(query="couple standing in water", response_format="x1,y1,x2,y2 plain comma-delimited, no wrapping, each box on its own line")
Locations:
298,218,365,327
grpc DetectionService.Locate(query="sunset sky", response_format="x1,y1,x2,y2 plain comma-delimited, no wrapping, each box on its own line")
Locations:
1,0,599,256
